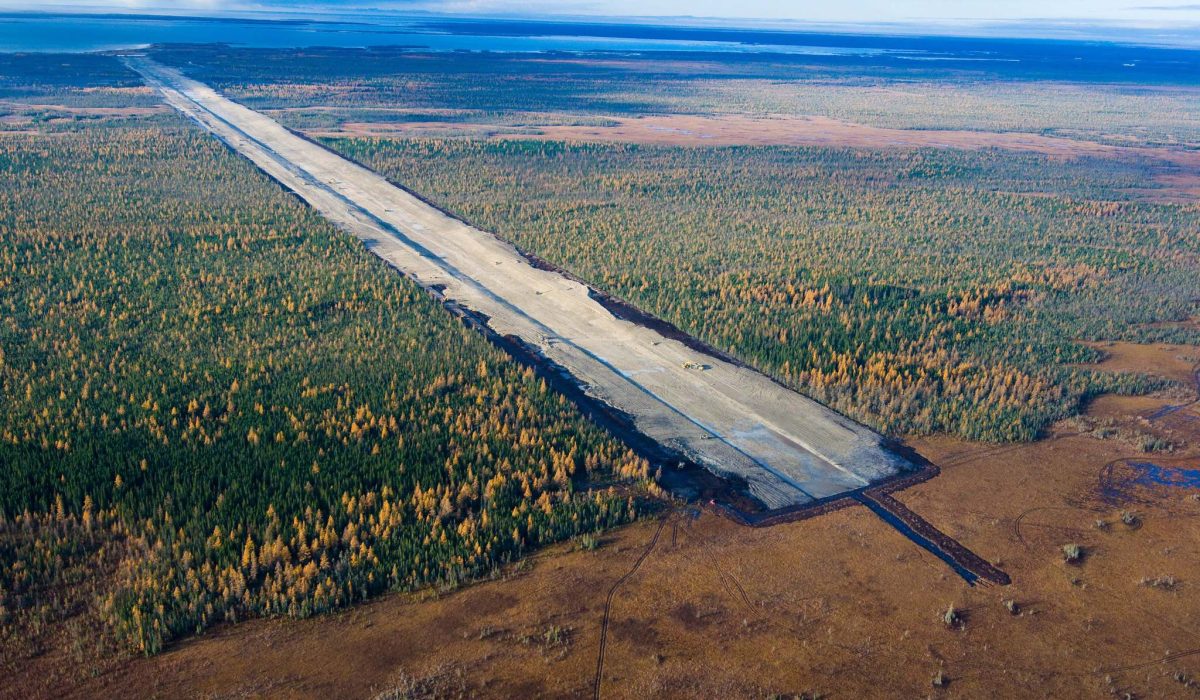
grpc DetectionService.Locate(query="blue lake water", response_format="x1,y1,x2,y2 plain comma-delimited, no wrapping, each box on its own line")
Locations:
0,12,896,55
2,12,1198,85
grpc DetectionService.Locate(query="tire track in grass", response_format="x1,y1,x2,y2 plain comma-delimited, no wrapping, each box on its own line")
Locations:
593,515,669,700
720,568,754,613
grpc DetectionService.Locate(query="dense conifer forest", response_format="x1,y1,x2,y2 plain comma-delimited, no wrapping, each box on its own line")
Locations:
0,121,650,669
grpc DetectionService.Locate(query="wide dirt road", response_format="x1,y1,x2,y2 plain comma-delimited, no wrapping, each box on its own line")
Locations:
125,56,913,511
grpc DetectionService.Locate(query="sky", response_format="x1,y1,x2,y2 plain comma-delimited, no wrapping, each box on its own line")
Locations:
7,0,1200,27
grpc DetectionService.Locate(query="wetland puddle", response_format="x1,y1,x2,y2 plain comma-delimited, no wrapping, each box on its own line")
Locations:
1127,461,1200,489
1100,458,1200,505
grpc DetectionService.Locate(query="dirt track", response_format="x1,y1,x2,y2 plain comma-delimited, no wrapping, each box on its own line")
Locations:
124,56,915,512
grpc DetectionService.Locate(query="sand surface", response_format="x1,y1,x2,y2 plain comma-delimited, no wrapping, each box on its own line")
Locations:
123,56,913,511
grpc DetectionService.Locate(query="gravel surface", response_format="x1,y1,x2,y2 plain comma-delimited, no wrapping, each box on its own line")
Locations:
126,56,914,510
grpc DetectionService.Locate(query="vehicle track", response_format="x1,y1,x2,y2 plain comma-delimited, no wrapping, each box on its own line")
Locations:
723,569,754,613
592,515,668,700
1100,647,1200,673
657,510,761,618
1146,358,1200,423
939,442,1037,468
1012,505,1100,551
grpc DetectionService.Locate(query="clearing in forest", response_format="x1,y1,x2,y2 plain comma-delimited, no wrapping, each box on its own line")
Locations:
125,55,918,513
